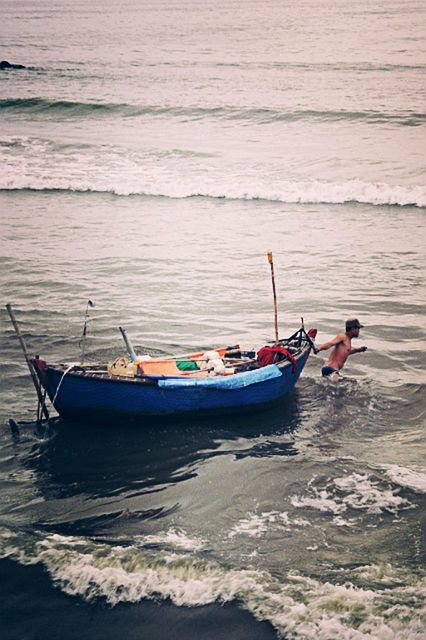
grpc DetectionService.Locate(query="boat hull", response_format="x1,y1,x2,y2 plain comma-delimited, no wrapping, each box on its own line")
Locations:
36,345,310,424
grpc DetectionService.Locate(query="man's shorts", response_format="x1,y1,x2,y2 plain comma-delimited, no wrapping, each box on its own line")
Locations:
322,366,340,377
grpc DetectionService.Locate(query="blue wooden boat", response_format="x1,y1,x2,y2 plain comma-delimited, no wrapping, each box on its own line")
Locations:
31,328,314,423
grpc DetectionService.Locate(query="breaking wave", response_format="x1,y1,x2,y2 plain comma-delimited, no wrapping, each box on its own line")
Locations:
2,97,425,126
1,528,424,639
1,179,425,208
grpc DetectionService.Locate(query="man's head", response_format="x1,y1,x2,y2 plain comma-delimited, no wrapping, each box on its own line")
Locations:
345,318,364,337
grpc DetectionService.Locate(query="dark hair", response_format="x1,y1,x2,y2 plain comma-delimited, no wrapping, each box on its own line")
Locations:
346,318,363,331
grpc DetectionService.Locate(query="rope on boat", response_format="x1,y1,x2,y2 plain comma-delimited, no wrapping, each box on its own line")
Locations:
50,364,76,409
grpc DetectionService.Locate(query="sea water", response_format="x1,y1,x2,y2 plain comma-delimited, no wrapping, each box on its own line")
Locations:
1,1,425,638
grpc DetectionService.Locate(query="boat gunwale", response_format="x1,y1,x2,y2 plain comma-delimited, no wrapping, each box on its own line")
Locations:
41,342,310,386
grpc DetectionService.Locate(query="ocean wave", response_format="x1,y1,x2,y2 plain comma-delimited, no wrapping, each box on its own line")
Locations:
222,61,426,73
1,179,425,208
1,529,425,639
1,97,425,126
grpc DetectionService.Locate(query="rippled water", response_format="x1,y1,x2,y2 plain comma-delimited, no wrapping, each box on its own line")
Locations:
1,1,425,638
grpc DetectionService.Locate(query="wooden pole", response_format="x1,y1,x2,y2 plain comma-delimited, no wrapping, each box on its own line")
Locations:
6,304,50,421
267,252,279,344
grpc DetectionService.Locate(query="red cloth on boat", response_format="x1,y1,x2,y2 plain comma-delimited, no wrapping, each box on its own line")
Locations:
257,346,297,372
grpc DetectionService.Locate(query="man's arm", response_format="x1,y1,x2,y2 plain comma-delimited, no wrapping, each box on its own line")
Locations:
349,346,367,355
314,333,344,354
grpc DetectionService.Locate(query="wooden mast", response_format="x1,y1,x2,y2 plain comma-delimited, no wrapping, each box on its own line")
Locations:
267,252,279,344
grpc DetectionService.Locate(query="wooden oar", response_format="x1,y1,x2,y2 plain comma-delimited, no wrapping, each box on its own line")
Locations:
6,304,50,421
267,252,279,344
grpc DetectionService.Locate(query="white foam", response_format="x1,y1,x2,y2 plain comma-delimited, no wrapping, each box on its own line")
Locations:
1,529,425,639
228,511,309,538
14,179,426,208
334,473,412,515
332,516,356,527
229,512,278,538
382,465,426,494
136,528,206,551
0,141,425,210
291,473,413,517
351,563,420,587
291,490,346,514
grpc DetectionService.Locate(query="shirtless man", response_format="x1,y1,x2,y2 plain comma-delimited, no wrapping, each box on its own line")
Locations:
314,319,367,380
